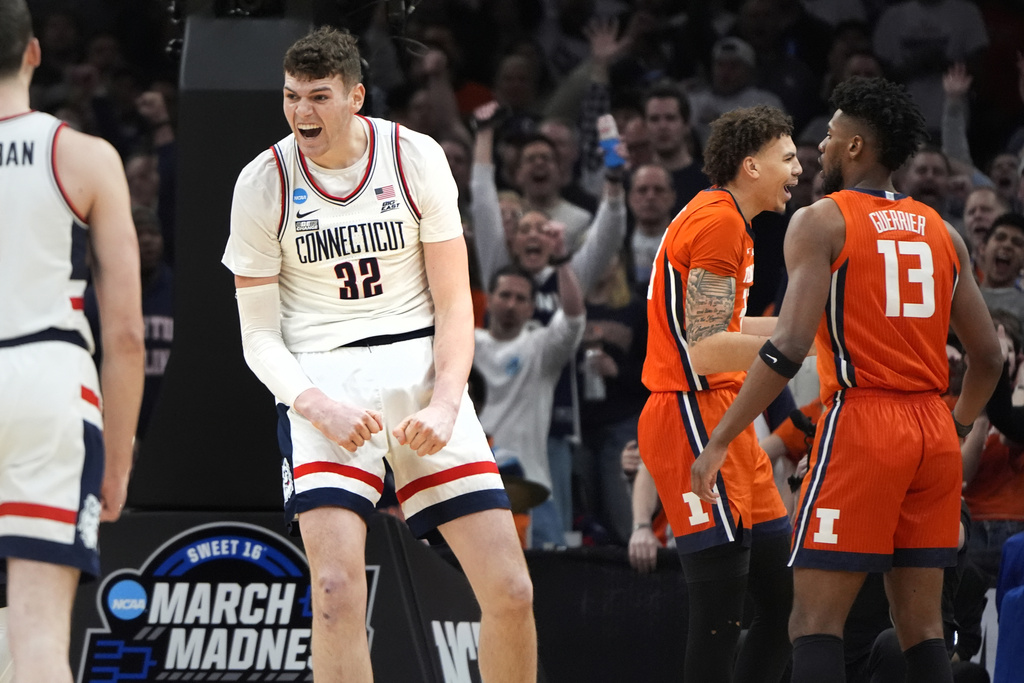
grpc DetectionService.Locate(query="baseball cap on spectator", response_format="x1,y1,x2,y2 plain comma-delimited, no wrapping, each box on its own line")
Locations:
713,37,756,68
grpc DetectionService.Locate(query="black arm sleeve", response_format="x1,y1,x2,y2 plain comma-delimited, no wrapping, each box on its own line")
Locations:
985,363,1024,443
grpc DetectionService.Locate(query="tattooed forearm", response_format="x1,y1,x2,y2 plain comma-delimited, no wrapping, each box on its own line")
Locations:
685,268,736,344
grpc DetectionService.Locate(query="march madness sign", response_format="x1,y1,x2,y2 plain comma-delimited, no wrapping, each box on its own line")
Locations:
75,522,380,681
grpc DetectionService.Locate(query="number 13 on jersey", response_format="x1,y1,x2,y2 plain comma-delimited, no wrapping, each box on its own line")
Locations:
877,240,935,318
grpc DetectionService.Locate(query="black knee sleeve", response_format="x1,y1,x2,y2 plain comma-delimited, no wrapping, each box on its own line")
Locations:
791,633,845,683
904,638,953,683
735,534,794,683
680,542,750,683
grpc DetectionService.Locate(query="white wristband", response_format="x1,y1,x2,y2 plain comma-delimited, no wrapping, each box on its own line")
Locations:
236,283,315,405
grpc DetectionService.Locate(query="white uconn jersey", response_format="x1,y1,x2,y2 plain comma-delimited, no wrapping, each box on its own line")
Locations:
224,116,463,352
0,112,92,350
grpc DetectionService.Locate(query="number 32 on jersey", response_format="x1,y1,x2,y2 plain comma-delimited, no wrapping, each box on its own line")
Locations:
334,257,383,300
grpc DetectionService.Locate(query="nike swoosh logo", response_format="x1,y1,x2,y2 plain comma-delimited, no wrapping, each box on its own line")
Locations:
296,209,319,219
765,354,777,363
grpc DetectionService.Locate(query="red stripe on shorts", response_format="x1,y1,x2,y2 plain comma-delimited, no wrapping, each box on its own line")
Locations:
81,386,100,408
396,461,499,504
70,296,84,310
0,502,77,525
293,462,384,494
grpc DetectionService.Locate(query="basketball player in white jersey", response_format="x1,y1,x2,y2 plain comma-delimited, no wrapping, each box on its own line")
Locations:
0,1,144,680
222,27,536,681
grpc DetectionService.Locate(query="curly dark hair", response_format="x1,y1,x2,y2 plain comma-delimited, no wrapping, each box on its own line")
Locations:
0,0,32,79
702,105,793,187
829,76,927,172
284,26,362,87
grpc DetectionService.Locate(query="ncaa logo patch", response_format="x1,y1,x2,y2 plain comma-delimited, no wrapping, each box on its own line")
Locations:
107,579,147,620
293,188,308,204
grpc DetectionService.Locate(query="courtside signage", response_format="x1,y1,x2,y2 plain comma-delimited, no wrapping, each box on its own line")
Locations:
76,522,316,681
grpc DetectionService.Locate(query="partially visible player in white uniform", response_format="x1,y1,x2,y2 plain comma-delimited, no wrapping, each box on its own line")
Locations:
222,26,536,681
0,1,144,681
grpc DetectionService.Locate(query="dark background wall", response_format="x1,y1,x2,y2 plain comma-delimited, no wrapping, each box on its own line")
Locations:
128,10,314,510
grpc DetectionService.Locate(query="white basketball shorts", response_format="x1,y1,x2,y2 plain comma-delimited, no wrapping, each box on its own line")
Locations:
0,341,104,577
278,334,509,538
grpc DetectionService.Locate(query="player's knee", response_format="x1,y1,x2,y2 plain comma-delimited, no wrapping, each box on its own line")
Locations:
700,614,743,639
481,568,533,617
311,566,367,617
892,617,945,648
789,608,844,641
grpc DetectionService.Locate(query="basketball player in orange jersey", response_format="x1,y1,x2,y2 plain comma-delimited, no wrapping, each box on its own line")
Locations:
637,105,801,683
695,77,1004,683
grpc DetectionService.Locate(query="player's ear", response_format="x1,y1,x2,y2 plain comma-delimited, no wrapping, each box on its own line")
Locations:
349,83,365,113
742,155,759,179
25,37,41,69
848,134,864,160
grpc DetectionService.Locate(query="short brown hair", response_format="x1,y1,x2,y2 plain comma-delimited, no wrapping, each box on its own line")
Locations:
0,0,32,79
283,26,362,88
703,105,793,187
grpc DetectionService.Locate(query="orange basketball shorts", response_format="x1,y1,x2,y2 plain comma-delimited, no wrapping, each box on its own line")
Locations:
790,388,961,572
638,389,790,554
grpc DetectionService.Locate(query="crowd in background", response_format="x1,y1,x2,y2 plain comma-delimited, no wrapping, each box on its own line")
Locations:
26,2,1024,668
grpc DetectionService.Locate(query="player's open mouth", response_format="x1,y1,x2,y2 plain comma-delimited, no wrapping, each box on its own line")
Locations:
297,124,322,138
784,183,796,199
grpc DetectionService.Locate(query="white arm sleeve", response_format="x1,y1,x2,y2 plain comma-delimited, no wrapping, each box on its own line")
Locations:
236,283,315,406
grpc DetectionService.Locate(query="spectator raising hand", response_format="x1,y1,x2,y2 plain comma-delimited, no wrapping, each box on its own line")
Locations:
943,62,972,100
583,17,630,84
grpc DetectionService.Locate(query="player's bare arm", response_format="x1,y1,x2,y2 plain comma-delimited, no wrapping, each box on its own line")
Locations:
740,315,817,355
685,268,770,374
693,201,837,502
628,462,660,574
392,236,474,456
945,223,1003,429
234,274,382,451
60,129,145,521
739,315,777,337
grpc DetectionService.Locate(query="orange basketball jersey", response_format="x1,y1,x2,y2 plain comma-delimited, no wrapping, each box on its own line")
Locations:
815,189,959,402
643,188,754,394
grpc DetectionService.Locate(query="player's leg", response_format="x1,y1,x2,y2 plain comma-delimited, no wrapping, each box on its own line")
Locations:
0,605,11,683
640,390,757,682
679,541,749,683
788,393,920,681
735,438,794,683
884,567,951,683
6,557,78,683
285,347,399,679
789,567,867,683
298,507,373,682
734,531,793,683
866,627,906,682
881,397,960,682
440,509,536,683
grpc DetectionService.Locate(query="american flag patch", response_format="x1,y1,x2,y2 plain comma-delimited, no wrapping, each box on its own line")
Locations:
374,185,395,200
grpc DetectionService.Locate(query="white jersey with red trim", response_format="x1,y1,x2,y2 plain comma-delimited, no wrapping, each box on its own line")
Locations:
223,116,463,352
0,111,93,350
